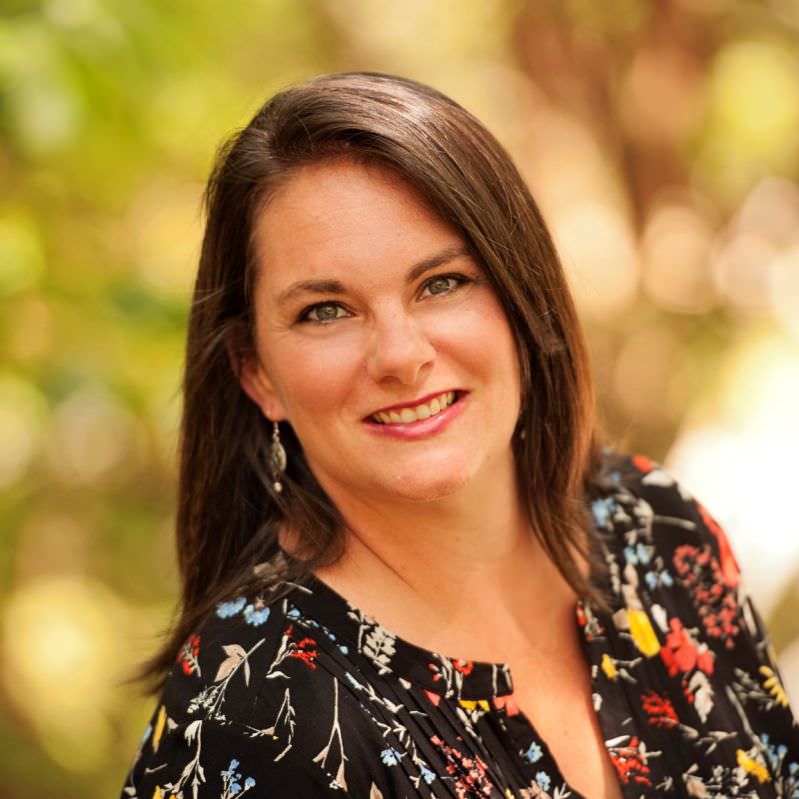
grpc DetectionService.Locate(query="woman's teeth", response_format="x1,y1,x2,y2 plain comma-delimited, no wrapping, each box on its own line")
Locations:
372,391,457,424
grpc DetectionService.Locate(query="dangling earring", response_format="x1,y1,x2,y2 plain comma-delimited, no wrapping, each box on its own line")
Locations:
270,420,287,493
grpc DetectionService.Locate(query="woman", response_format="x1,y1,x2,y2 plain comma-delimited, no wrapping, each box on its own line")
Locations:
120,72,798,798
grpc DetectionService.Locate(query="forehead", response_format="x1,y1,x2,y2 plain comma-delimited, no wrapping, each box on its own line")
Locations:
250,159,463,288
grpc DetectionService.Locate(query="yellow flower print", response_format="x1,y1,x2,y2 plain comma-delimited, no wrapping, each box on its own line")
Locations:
458,698,490,712
759,665,789,707
152,705,167,752
736,748,770,783
628,608,661,657
152,787,163,799
601,653,618,681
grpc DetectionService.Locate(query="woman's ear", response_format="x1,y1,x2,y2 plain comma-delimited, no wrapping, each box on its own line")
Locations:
225,325,286,421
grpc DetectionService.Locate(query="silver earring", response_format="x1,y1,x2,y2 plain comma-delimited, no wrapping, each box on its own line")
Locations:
270,420,287,493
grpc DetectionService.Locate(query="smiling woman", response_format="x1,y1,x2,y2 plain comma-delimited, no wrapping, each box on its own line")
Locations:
120,73,798,799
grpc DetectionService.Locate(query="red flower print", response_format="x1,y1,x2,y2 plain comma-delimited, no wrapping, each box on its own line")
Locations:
430,736,493,797
575,600,605,641
492,694,520,717
288,637,318,669
177,634,201,677
284,624,319,670
631,454,654,474
674,544,740,648
641,691,679,728
608,736,652,786
424,689,442,706
696,501,740,588
453,659,474,675
660,618,714,677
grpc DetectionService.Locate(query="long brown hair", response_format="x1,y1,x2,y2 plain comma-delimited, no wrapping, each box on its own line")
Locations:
140,72,603,692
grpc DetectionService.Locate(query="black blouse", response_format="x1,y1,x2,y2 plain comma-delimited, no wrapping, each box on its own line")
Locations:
120,454,799,798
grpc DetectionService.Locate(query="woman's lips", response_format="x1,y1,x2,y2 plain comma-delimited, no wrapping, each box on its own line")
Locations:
369,390,459,424
363,391,468,440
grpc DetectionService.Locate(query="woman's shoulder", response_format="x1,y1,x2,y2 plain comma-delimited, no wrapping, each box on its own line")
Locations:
156,580,360,731
589,449,743,613
591,448,736,561
593,448,700,510
122,583,371,797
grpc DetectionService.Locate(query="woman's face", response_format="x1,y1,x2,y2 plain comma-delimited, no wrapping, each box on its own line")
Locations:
240,158,522,506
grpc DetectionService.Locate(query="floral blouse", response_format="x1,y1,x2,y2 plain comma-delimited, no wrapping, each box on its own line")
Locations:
120,453,799,798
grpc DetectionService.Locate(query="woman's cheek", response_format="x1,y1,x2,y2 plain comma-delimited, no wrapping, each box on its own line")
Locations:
280,331,366,411
436,302,511,354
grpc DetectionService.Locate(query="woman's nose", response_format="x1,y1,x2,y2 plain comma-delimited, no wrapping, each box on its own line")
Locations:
365,310,436,386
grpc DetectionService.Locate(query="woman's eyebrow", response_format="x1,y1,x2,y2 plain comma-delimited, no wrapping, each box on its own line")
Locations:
277,279,346,305
276,245,472,306
405,245,471,283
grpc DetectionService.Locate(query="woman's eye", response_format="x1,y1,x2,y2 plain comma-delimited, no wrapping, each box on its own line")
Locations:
300,302,349,324
420,275,466,298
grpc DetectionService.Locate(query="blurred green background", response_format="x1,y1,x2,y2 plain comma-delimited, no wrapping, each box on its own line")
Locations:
2,1,799,795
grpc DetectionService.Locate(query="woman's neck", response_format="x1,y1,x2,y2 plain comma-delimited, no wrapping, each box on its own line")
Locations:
305,460,579,662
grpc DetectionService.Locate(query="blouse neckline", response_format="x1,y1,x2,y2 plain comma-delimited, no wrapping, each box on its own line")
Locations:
279,485,617,703
287,570,590,702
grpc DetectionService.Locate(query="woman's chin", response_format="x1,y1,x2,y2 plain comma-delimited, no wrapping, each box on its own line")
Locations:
309,448,483,505
383,465,473,504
